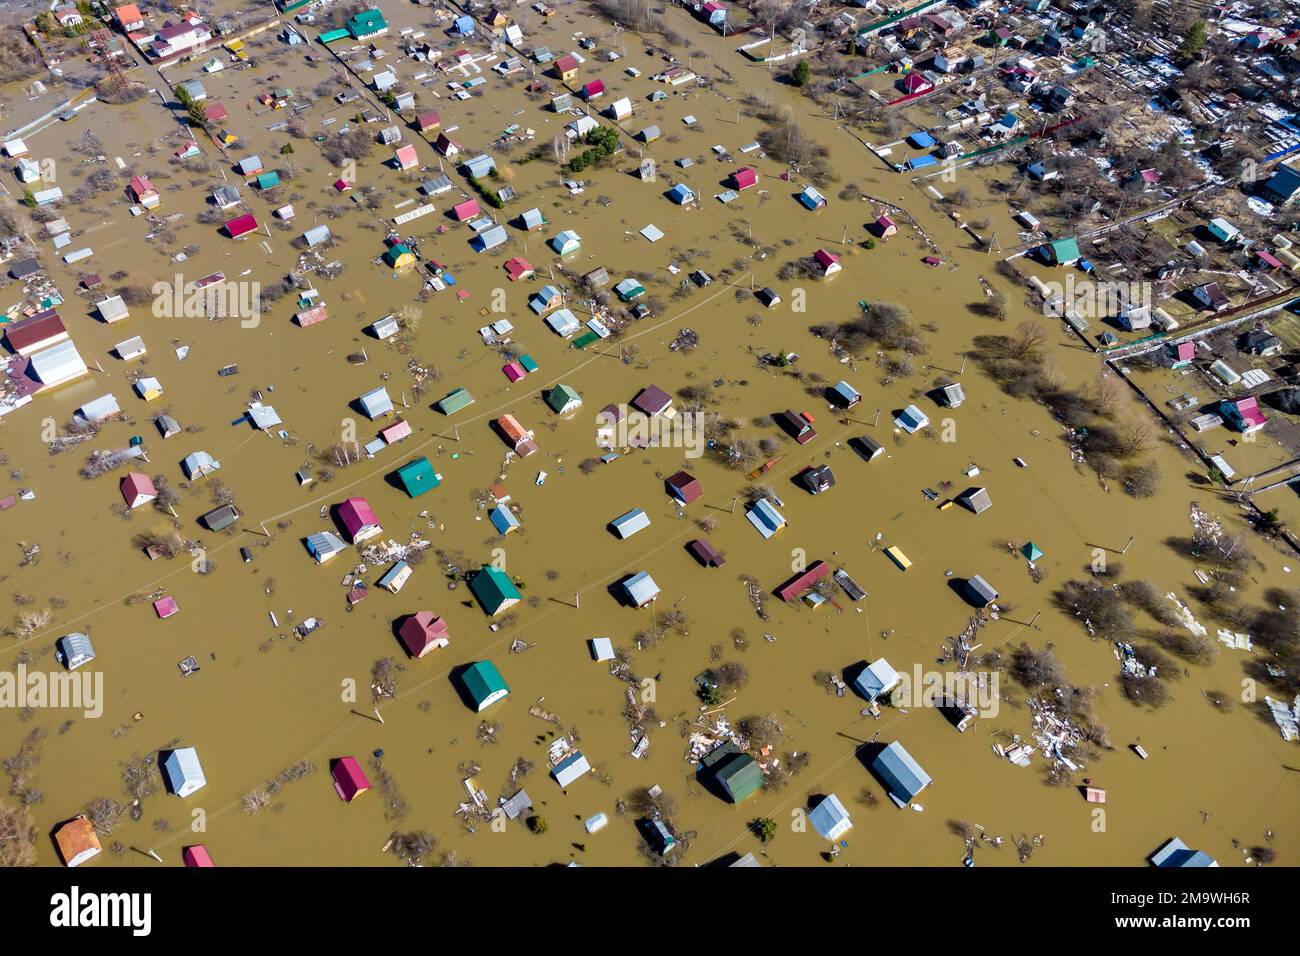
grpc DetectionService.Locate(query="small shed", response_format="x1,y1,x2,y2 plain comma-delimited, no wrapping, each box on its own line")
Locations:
163,747,207,797
808,794,852,840
331,756,371,802
551,751,592,787
358,386,393,419
621,571,660,607
56,633,96,670
872,740,932,807
963,574,998,607
610,508,651,539
120,472,157,509
688,539,725,567
856,658,902,702
666,471,702,504
54,817,102,868
955,486,991,514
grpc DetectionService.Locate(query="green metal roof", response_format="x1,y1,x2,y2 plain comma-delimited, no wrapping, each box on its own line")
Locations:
437,387,474,414
1049,237,1080,263
319,27,350,44
396,457,439,497
460,660,509,707
700,742,764,802
469,566,521,615
546,383,581,413
519,354,539,373
347,9,388,38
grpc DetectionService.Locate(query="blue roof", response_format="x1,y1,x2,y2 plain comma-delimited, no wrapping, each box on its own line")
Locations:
490,505,520,534
909,131,935,148
908,153,938,170
853,658,899,700
1264,163,1300,201
798,186,826,209
832,380,860,404
668,183,693,203
807,793,851,839
622,571,660,605
1150,838,1217,868
745,499,786,538
872,741,931,806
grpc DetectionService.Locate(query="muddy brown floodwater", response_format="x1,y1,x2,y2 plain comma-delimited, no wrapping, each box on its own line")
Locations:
0,1,1296,868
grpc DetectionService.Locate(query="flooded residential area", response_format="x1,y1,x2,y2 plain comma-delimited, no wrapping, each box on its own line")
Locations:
0,0,1297,886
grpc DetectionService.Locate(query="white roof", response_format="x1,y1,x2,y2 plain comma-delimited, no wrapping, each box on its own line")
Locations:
29,340,87,385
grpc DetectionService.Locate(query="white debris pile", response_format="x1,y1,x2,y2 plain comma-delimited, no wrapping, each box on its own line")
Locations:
1216,628,1252,651
1166,593,1209,636
1264,696,1299,742
686,716,736,763
359,533,430,567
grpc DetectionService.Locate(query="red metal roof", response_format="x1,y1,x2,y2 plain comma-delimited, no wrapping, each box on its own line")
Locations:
398,611,450,657
452,198,480,220
183,845,214,867
120,472,157,507
776,560,829,601
4,312,66,353
666,470,702,503
337,497,379,539
331,756,371,802
225,213,258,237
380,420,412,443
733,167,757,188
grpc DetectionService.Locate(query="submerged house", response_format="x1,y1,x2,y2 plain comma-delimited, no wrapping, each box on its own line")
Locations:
398,611,450,658
331,756,371,802
808,794,852,841
665,470,702,504
54,817,102,868
358,386,394,419
337,497,382,543
459,660,510,711
396,457,440,497
854,658,901,701
181,451,221,480
306,531,347,563
469,566,521,616
610,508,651,539
163,747,207,798
552,751,592,788
56,633,97,670
1220,396,1267,435
962,574,999,608
120,472,157,509
621,571,661,607
895,405,930,433
431,386,474,416
872,740,932,807
701,742,764,803
745,498,787,539
955,486,991,514
1150,837,1218,868
545,383,582,415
